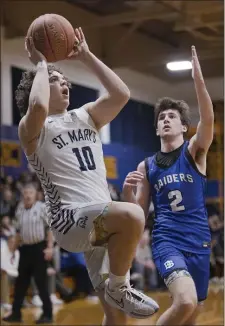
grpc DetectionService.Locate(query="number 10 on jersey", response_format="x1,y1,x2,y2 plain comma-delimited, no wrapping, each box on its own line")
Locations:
72,146,96,171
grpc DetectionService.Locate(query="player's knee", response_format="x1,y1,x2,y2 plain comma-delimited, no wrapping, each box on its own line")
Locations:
107,202,145,236
176,293,198,316
124,203,145,233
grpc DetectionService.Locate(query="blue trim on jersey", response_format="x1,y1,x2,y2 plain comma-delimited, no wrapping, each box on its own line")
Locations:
147,141,211,254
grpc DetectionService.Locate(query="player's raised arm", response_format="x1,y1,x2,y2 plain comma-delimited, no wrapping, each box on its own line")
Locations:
68,28,130,129
122,161,151,218
18,37,49,153
189,46,214,156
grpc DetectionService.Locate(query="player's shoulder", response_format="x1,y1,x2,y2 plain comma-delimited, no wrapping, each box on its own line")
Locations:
144,155,155,167
69,104,97,130
18,116,26,141
137,158,153,177
137,160,146,172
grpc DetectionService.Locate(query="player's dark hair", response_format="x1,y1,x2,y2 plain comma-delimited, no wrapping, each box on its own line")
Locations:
15,65,71,118
154,97,191,131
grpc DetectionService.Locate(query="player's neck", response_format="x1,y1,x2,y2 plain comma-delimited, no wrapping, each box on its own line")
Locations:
48,107,67,116
160,136,184,153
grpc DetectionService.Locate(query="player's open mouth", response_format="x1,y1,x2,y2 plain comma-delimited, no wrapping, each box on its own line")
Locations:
163,125,170,130
62,88,69,96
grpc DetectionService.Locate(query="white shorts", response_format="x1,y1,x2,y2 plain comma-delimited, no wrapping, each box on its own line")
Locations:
50,202,115,290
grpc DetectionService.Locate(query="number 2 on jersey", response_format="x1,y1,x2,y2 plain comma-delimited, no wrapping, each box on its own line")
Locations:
168,190,185,212
72,146,96,171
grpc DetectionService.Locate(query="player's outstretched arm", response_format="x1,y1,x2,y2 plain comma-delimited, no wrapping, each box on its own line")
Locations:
189,46,214,156
19,37,50,154
68,28,130,129
122,161,151,218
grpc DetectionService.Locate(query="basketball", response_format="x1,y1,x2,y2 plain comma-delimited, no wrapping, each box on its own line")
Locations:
27,14,75,62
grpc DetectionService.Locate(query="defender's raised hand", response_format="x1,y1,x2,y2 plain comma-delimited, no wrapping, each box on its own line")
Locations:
192,46,204,83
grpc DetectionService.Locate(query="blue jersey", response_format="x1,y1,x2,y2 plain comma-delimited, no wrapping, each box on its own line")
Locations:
146,141,211,254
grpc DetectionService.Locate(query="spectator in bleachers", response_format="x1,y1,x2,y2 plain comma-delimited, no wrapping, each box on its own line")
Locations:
1,235,20,313
0,215,16,240
60,250,97,300
208,211,224,281
0,188,16,218
108,183,121,201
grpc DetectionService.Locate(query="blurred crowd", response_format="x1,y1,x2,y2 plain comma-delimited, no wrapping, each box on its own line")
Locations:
1,170,224,314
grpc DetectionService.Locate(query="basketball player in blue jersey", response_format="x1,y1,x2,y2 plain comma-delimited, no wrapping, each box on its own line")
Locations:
123,46,214,325
3,28,159,325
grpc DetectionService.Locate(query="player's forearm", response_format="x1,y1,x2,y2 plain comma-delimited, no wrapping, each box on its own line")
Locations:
122,188,137,204
28,61,50,114
81,51,130,99
194,80,214,124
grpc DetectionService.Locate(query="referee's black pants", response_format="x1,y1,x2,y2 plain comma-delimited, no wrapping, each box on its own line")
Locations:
12,241,52,318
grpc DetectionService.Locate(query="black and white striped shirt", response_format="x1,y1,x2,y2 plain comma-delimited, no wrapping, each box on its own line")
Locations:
15,201,48,245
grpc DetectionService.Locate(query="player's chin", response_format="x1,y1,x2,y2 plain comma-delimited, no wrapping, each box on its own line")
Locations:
161,131,174,138
62,97,70,105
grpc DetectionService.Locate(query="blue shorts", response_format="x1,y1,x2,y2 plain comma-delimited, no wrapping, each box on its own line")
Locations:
153,245,210,302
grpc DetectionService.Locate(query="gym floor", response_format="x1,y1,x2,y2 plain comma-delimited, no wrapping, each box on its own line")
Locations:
2,283,223,325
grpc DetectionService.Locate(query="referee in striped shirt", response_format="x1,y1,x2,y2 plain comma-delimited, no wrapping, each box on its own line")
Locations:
3,183,53,324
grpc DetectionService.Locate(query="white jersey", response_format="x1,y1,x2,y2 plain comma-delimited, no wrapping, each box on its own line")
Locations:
27,107,111,219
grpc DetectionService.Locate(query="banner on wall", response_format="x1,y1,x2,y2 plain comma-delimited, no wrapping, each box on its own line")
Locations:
1,125,221,200
104,156,118,179
0,140,22,168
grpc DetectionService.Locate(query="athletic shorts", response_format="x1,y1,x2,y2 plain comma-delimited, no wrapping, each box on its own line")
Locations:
153,245,210,302
50,201,129,291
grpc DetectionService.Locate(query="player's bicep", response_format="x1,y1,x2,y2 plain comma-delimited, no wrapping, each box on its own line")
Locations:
24,105,47,140
19,106,46,150
190,121,214,155
86,94,129,130
136,161,151,217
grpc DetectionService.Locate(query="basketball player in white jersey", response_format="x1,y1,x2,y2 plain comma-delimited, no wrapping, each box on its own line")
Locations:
16,28,159,325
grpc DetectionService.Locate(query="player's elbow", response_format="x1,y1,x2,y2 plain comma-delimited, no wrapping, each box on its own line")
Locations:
123,85,130,100
116,86,130,105
29,98,48,116
200,106,214,125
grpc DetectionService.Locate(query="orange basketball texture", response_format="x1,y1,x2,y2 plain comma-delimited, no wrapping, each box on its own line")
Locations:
27,14,75,62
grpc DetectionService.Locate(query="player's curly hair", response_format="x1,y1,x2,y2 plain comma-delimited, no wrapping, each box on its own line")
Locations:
15,65,71,118
154,97,191,131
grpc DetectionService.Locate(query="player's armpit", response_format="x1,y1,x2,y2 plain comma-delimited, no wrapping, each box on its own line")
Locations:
136,161,151,218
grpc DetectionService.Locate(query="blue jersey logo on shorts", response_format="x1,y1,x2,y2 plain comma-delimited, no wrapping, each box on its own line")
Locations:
164,260,175,269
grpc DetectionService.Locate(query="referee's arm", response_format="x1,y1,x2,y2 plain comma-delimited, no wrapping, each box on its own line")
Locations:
14,208,22,247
